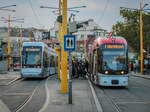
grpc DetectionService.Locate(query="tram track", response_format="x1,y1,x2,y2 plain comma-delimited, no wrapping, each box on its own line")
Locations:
6,77,22,86
15,82,39,112
14,74,57,112
93,75,150,112
96,84,143,112
101,88,121,112
0,77,23,86
89,76,121,112
0,78,25,97
6,77,25,86
0,78,42,112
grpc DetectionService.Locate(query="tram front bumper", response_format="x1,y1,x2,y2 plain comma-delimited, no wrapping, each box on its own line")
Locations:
21,68,42,78
98,74,128,86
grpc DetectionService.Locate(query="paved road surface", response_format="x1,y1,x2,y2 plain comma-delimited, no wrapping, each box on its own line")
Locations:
0,78,46,112
93,74,150,112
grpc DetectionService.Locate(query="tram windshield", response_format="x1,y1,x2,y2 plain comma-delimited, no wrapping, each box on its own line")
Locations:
102,50,127,71
22,47,42,66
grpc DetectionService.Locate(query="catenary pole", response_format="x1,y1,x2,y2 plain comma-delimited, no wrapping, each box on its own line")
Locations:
8,15,11,71
61,0,68,93
58,0,62,79
20,24,22,56
140,1,143,75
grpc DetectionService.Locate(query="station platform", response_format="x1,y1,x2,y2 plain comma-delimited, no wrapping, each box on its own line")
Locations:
40,77,98,112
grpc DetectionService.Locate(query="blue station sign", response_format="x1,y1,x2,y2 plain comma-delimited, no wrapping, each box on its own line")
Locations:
64,35,76,52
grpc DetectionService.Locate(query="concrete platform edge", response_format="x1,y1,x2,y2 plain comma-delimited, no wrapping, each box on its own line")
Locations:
88,79,103,112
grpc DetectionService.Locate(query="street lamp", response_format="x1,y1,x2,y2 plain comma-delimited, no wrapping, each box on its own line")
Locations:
52,9,79,15
20,24,23,56
40,5,86,14
40,5,86,10
0,4,16,8
83,24,86,59
142,3,148,9
0,4,16,12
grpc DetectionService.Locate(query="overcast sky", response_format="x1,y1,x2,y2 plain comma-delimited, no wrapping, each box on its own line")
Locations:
0,0,150,31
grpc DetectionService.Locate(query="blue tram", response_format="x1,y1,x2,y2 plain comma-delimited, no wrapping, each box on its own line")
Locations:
21,42,58,78
89,36,128,86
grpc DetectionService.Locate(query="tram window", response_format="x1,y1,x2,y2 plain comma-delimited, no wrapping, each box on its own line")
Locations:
43,52,48,67
50,55,55,67
22,50,41,66
43,53,46,67
56,56,58,67
97,48,102,72
92,51,95,71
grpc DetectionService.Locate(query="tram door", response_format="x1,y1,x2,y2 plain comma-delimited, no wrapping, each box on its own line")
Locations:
93,50,98,82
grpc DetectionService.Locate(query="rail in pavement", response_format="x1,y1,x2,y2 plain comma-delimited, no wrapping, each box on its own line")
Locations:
0,71,21,85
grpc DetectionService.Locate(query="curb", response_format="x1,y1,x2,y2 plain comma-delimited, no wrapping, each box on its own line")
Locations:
88,79,103,112
131,73,150,80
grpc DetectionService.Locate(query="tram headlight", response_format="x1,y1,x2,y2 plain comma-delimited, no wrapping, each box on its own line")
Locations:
105,71,108,74
121,71,124,74
37,66,40,68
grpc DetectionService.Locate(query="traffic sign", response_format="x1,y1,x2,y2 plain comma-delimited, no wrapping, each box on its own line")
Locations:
64,35,76,51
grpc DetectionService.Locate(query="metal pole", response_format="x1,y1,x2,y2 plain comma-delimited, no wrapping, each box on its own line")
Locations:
8,15,10,71
29,31,31,41
68,16,72,104
84,25,86,59
68,51,72,104
61,0,68,93
140,1,143,75
58,0,62,79
20,24,22,56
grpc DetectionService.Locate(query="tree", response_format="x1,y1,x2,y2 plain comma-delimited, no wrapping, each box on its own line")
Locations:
112,9,150,53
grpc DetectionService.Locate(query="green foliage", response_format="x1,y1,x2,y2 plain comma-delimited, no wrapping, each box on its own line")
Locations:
112,9,150,53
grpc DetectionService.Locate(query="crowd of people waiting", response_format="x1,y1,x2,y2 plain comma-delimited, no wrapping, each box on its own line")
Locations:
129,59,150,75
72,59,89,79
